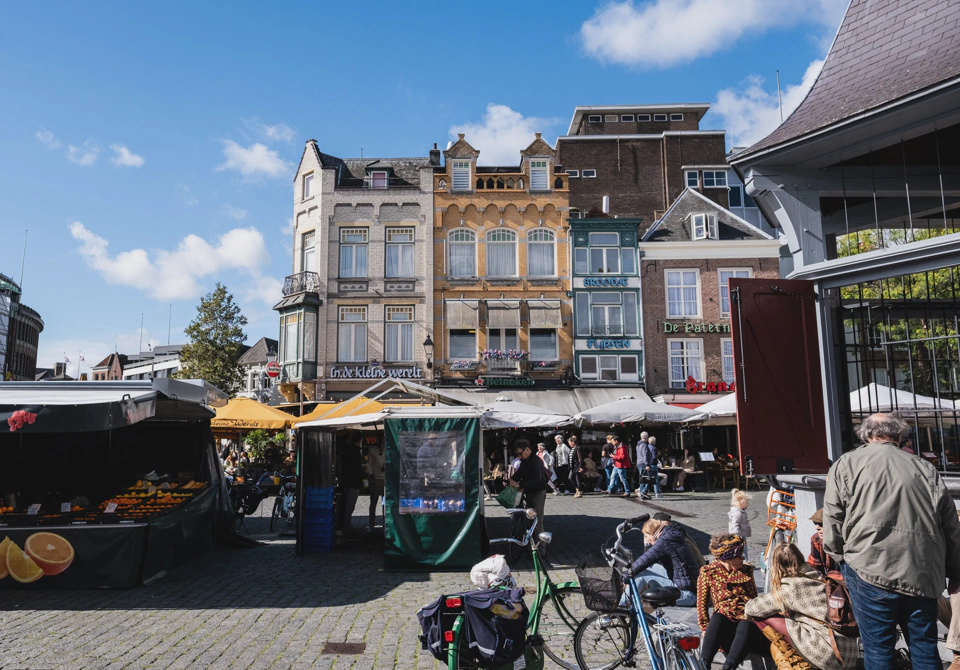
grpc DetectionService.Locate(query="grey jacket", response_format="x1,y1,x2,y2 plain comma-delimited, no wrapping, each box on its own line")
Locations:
728,507,751,538
823,441,960,598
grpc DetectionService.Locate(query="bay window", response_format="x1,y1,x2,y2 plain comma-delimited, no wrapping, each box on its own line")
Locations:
669,339,703,388
588,232,620,273
666,270,700,318
385,306,414,362
486,229,517,277
338,306,367,362
339,228,368,278
527,229,555,276
279,307,318,381
386,227,415,278
591,293,623,336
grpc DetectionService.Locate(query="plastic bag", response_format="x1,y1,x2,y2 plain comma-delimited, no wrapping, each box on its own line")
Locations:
470,555,512,589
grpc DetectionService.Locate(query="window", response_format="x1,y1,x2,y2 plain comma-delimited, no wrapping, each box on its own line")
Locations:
702,171,727,187
282,313,300,362
581,169,597,178
620,114,635,122
452,160,471,191
666,270,700,318
718,268,752,317
301,231,316,273
588,232,620,274
722,338,735,384
587,115,602,122
530,329,557,360
691,214,719,240
621,247,636,274
385,306,414,362
527,229,555,276
604,114,618,122
448,229,476,277
370,171,388,189
486,229,517,277
386,227,415,278
339,228,368,278
302,173,314,200
654,114,668,122
338,306,367,362
591,292,622,336
669,339,703,388
566,169,579,178
530,160,549,190
449,329,477,359
637,114,651,121
575,292,590,336
579,355,638,382
580,356,597,378
670,113,684,121
438,178,446,190
488,328,518,351
728,185,743,208
685,170,699,188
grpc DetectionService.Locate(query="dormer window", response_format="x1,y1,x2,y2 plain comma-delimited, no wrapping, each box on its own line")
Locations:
530,160,549,190
691,214,719,240
370,170,388,189
451,160,471,191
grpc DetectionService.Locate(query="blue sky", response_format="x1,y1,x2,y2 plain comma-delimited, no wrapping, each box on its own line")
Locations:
0,0,845,377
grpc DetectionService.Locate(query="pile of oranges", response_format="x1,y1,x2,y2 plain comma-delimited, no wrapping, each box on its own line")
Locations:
0,506,14,514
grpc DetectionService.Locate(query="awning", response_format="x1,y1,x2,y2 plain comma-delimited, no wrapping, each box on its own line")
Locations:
485,300,521,328
446,300,479,329
211,397,292,431
295,404,571,430
850,382,955,414
575,394,699,425
684,393,737,425
438,387,650,417
527,299,563,328
297,396,408,423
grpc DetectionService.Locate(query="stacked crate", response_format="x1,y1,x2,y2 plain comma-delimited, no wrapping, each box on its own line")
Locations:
302,486,335,552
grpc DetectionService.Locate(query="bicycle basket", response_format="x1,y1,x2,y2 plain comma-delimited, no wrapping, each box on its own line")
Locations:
576,550,622,612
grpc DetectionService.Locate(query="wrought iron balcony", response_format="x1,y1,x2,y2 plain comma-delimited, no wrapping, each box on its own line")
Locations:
484,359,522,374
282,271,321,296
592,325,624,337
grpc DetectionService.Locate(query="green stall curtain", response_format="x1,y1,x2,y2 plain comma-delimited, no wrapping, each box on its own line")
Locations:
383,417,481,570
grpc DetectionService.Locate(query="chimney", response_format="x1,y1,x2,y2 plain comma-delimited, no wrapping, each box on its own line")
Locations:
429,143,441,166
55,362,66,376
602,196,610,214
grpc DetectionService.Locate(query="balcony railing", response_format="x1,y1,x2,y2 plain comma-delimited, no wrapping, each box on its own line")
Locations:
592,325,625,337
434,172,568,192
282,271,321,296
484,359,522,374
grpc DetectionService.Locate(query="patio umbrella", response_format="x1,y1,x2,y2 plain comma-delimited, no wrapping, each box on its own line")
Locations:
574,395,699,425
476,396,573,429
211,397,292,431
684,393,737,425
849,382,953,414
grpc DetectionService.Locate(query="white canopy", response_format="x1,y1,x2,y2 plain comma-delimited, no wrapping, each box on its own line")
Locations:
850,382,954,414
574,395,699,425
295,401,573,431
684,393,738,425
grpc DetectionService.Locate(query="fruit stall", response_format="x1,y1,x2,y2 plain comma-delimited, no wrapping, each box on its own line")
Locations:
0,379,230,589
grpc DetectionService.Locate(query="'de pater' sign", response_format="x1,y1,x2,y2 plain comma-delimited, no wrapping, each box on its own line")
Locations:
663,321,731,334
329,365,424,380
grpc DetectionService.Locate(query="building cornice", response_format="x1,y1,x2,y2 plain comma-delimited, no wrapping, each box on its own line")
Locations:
639,239,782,260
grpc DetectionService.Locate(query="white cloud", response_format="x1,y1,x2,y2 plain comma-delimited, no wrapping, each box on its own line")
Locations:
36,127,61,149
242,274,284,306
176,183,198,206
216,140,291,178
579,0,846,68
110,144,145,168
66,139,100,166
261,123,296,143
449,104,559,166
222,204,248,220
70,222,273,302
36,328,164,379
711,59,825,148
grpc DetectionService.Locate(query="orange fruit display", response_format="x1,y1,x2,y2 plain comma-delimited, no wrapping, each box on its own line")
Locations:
0,536,10,580
6,538,44,583
24,532,75,576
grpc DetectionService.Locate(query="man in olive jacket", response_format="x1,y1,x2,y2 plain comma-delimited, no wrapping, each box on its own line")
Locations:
824,413,960,669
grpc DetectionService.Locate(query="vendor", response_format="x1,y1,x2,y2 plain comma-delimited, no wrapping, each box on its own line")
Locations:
507,439,548,539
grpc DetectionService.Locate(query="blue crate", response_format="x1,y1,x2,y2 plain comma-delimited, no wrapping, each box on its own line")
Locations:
303,517,335,533
304,486,335,504
303,541,335,553
302,509,335,523
304,500,335,511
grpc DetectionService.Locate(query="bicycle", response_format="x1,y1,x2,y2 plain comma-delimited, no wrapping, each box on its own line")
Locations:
573,515,705,670
270,479,297,532
437,508,590,670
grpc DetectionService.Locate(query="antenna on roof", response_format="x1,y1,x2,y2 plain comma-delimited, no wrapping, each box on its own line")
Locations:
776,70,783,122
360,147,363,158
168,303,172,345
18,230,27,288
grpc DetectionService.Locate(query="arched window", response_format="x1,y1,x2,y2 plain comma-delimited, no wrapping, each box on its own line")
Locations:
486,229,517,277
527,229,556,276
448,229,476,277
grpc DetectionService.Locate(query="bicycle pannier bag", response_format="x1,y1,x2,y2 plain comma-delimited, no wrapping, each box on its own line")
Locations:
461,587,528,665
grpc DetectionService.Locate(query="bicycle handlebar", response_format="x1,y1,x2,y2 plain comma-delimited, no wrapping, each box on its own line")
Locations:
490,509,538,548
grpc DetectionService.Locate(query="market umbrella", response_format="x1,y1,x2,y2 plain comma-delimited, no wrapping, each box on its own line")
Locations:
684,393,737,425
574,395,699,425
211,397,292,431
849,382,953,414
297,396,411,423
476,396,573,429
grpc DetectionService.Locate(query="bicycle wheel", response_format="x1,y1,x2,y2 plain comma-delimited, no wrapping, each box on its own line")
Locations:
538,585,591,670
574,610,633,670
269,496,283,532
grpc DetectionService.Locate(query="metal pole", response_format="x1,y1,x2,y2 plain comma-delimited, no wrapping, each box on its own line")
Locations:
138,313,144,353
776,71,783,122
168,304,172,345
18,230,28,288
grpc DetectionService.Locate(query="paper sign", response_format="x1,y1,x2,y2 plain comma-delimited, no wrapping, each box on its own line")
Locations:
61,502,72,513
514,656,526,670
105,502,118,514
71,521,87,525
119,519,134,524
147,485,157,495
160,483,171,490
27,504,41,515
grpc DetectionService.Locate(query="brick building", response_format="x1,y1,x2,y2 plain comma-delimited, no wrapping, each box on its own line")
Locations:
90,352,128,381
0,273,43,382
556,104,729,221
639,189,780,404
432,134,573,391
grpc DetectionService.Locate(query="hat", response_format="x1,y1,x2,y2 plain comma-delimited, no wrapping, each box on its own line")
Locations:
810,509,823,524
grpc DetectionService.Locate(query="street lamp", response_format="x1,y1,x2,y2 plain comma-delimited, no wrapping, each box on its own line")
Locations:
423,335,434,370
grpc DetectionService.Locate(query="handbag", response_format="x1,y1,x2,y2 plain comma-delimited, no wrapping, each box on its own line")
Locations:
496,486,522,509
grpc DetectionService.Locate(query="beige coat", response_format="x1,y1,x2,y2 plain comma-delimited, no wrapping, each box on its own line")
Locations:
745,569,859,670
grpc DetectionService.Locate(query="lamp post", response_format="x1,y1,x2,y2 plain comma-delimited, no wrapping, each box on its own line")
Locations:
260,348,277,403
423,335,434,370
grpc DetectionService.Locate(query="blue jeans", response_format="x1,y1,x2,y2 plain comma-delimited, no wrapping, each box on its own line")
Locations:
638,464,660,495
842,563,940,670
604,465,617,491
607,466,629,493
631,562,696,607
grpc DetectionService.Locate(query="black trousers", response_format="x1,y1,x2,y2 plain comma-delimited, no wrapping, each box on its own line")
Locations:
555,464,572,492
701,613,770,668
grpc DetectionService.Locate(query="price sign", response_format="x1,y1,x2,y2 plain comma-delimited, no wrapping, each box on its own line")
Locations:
61,502,72,513
119,519,134,524
160,483,170,490
104,502,118,514
27,504,41,515
147,485,157,495
71,521,87,526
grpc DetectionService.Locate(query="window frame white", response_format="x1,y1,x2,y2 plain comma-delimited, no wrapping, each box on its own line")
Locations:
581,169,597,178
691,213,719,241
370,170,388,189
670,113,684,121
527,228,556,277
302,172,314,200
721,338,735,384
451,160,471,191
339,227,369,278
668,338,704,388
718,268,753,317
620,114,635,122
448,329,478,360
604,114,618,122
685,170,699,188
702,170,728,188
587,232,620,275
529,160,549,191
337,305,368,363
301,231,316,273
529,328,558,361
665,268,702,319
654,114,668,122
447,228,477,277
385,227,415,278
587,115,602,123
579,354,639,382
637,114,651,121
385,305,415,363
485,228,518,278
565,169,579,178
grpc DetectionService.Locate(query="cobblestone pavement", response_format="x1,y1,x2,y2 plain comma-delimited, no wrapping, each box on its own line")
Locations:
0,490,949,668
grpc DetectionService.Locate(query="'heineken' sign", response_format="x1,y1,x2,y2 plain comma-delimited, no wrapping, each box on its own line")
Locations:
663,321,731,334
329,365,423,379
475,376,535,387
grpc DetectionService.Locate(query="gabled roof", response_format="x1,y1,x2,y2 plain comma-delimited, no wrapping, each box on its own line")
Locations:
238,337,278,365
736,0,960,160
443,134,480,159
92,353,129,370
642,188,774,242
520,133,556,158
335,157,431,187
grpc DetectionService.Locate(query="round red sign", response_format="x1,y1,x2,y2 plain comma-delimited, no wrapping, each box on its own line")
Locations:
266,361,281,378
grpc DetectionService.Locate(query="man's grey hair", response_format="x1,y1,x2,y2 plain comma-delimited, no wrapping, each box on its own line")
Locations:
640,431,649,440
856,413,909,443
648,436,657,445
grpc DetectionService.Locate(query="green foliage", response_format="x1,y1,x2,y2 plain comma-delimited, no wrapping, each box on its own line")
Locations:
175,283,248,396
244,429,272,461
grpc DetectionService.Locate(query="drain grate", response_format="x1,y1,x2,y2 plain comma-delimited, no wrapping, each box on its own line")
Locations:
322,642,367,655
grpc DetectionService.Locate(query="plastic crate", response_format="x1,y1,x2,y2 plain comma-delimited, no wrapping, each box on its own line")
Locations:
303,517,335,534
302,508,335,522
304,486,335,505
303,541,335,553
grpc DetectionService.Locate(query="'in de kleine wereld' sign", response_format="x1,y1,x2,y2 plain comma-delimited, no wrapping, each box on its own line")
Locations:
584,277,629,287
686,376,735,394
329,365,423,379
663,321,731,334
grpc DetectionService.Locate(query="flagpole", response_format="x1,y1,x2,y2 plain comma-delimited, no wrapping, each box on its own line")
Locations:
77,351,81,380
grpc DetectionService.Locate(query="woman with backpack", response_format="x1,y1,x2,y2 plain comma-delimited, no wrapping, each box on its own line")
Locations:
745,543,860,669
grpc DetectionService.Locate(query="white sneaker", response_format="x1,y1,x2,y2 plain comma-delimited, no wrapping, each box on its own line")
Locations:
552,490,560,496
654,493,664,499
674,487,684,492
563,491,572,496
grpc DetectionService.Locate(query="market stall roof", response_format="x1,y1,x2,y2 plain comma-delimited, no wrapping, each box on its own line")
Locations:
295,402,573,430
211,397,293,431
0,379,227,433
850,382,955,414
574,394,699,426
297,396,408,423
438,387,645,416
684,393,737,425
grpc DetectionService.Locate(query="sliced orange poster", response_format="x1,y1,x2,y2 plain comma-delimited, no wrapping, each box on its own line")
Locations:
6,539,43,584
0,536,10,579
25,532,75,576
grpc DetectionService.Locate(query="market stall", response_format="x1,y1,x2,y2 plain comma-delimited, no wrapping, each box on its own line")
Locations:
0,379,229,589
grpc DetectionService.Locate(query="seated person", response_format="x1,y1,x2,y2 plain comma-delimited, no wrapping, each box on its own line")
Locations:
580,451,601,491
627,519,701,607
674,448,698,492
807,508,838,577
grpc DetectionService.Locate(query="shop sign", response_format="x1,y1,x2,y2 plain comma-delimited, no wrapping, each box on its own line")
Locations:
329,365,423,380
584,277,628,287
586,339,631,349
663,321,730,334
475,376,535,387
686,376,735,394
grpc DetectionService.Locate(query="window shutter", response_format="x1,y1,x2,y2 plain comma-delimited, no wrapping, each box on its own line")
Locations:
485,300,521,328
528,300,562,328
445,300,479,329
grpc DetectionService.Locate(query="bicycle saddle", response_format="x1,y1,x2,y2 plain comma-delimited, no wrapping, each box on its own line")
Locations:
641,585,681,606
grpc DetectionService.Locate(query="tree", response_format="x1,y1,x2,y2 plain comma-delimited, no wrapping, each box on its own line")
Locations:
176,283,248,396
